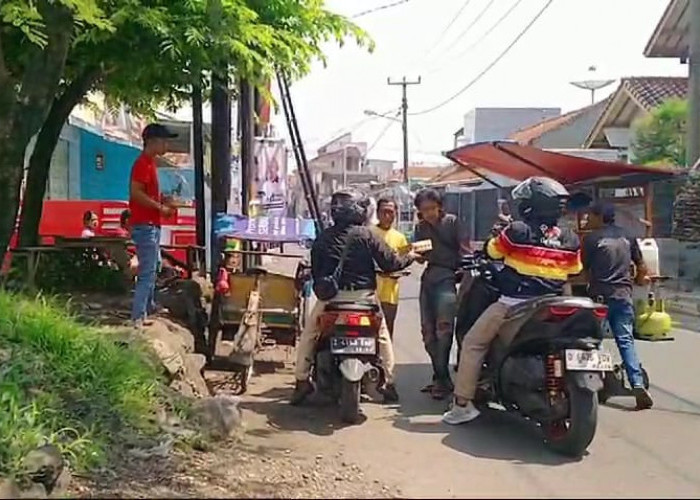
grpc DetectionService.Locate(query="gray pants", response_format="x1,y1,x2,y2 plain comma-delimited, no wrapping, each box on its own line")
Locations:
419,279,457,387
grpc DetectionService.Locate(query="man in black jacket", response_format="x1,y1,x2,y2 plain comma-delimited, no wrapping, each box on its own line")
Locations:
291,189,417,405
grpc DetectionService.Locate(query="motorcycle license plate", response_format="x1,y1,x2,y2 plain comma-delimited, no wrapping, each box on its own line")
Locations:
330,337,376,355
564,349,614,372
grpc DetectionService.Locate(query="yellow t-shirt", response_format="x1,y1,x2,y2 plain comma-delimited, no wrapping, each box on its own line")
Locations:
374,226,409,305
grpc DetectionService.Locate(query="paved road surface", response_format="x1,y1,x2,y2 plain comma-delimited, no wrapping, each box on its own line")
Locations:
241,265,700,498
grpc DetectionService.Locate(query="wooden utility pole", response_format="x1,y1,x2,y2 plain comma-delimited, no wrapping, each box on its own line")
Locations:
689,0,700,167
388,76,421,184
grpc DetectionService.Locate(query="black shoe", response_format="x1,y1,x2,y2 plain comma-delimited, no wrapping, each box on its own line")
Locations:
290,380,313,406
633,387,654,410
382,383,400,403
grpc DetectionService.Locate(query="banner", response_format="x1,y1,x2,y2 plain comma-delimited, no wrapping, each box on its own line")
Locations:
214,213,316,242
252,139,287,214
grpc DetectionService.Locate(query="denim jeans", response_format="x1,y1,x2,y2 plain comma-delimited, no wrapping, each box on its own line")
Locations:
419,279,456,387
131,224,161,321
607,297,645,388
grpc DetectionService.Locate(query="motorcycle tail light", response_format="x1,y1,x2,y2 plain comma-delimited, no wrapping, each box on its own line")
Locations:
344,330,360,337
548,306,581,318
335,313,372,327
592,306,608,320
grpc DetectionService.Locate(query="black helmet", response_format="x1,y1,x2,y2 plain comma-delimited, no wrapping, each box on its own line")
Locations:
512,176,570,225
330,188,370,226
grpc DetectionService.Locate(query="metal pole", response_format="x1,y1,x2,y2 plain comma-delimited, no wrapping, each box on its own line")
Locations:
210,71,231,278
388,76,421,186
688,0,700,166
192,81,206,248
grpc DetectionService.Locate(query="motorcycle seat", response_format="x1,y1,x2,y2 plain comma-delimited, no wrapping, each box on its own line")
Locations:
504,295,558,319
324,301,379,313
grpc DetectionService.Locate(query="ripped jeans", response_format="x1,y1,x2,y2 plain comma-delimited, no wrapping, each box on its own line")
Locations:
419,279,457,388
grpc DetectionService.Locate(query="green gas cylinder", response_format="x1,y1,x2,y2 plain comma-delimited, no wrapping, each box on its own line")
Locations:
635,291,674,341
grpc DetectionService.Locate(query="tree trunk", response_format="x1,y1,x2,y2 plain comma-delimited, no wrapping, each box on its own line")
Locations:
19,71,98,247
0,138,29,257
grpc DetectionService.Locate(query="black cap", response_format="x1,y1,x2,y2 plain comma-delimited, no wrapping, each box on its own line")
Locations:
142,123,178,141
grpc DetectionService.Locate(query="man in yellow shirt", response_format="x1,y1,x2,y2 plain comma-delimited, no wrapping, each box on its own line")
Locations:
374,196,409,338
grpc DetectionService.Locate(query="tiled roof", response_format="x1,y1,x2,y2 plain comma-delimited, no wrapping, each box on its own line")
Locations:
622,76,687,110
583,77,688,148
508,99,608,146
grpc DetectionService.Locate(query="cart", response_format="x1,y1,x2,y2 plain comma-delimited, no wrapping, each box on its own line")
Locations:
207,213,315,394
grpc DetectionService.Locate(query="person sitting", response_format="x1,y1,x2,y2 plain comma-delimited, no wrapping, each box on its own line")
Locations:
443,176,583,425
290,189,418,405
81,210,98,238
114,209,131,239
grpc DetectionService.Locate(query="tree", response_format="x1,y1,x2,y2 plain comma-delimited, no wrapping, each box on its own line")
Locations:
0,0,112,254
631,98,688,167
2,1,371,249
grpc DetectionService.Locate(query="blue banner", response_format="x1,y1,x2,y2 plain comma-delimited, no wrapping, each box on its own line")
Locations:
214,213,316,242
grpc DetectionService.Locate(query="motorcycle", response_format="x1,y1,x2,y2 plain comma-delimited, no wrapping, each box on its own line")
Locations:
455,254,613,457
312,270,410,424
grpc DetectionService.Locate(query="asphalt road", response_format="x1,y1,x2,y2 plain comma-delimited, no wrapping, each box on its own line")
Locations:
242,264,700,498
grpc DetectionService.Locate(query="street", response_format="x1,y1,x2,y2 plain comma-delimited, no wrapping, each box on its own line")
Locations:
241,265,700,498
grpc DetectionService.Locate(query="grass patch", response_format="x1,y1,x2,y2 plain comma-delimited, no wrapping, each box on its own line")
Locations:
0,291,164,478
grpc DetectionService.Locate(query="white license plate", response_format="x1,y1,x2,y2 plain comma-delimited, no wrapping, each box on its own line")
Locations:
330,337,376,355
565,349,614,371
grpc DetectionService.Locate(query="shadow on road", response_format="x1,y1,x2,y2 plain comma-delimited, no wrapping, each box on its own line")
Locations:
240,380,365,437
391,363,583,466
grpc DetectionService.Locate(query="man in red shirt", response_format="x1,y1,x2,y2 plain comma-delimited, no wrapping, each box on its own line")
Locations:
129,124,176,328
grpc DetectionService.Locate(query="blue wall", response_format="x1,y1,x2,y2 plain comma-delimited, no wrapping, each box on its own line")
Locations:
78,127,195,201
79,128,140,200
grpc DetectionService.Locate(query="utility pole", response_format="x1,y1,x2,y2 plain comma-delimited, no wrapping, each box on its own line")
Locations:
388,76,421,185
191,81,206,249
688,0,700,167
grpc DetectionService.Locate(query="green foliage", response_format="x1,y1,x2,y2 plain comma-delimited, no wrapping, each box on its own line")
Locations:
6,248,127,294
0,292,162,478
631,98,688,167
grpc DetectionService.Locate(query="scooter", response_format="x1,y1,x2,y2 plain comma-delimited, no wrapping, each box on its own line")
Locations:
311,270,410,424
456,254,613,457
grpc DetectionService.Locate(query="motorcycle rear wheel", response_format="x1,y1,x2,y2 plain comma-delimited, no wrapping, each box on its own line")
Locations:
545,381,598,457
339,379,362,425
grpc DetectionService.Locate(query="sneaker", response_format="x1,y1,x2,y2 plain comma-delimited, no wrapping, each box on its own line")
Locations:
382,383,400,403
132,319,145,331
633,387,654,410
442,400,481,425
290,380,314,406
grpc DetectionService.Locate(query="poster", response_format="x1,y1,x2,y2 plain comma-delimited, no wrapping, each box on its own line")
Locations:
253,139,287,213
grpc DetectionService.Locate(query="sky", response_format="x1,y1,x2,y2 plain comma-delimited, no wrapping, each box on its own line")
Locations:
175,0,686,168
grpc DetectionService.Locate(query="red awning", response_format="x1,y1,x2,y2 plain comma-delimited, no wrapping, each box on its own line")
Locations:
445,141,680,186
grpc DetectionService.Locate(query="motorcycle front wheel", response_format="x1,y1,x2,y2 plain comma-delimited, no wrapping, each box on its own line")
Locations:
339,378,362,425
544,380,598,457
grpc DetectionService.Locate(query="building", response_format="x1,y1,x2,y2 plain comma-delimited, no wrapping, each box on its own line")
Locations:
302,133,396,214
454,107,561,147
583,77,687,160
508,99,609,149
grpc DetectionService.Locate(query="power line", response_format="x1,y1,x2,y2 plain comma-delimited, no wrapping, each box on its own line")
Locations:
367,117,398,155
410,0,555,117
436,0,497,60
424,0,525,76
418,0,474,64
351,0,411,19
